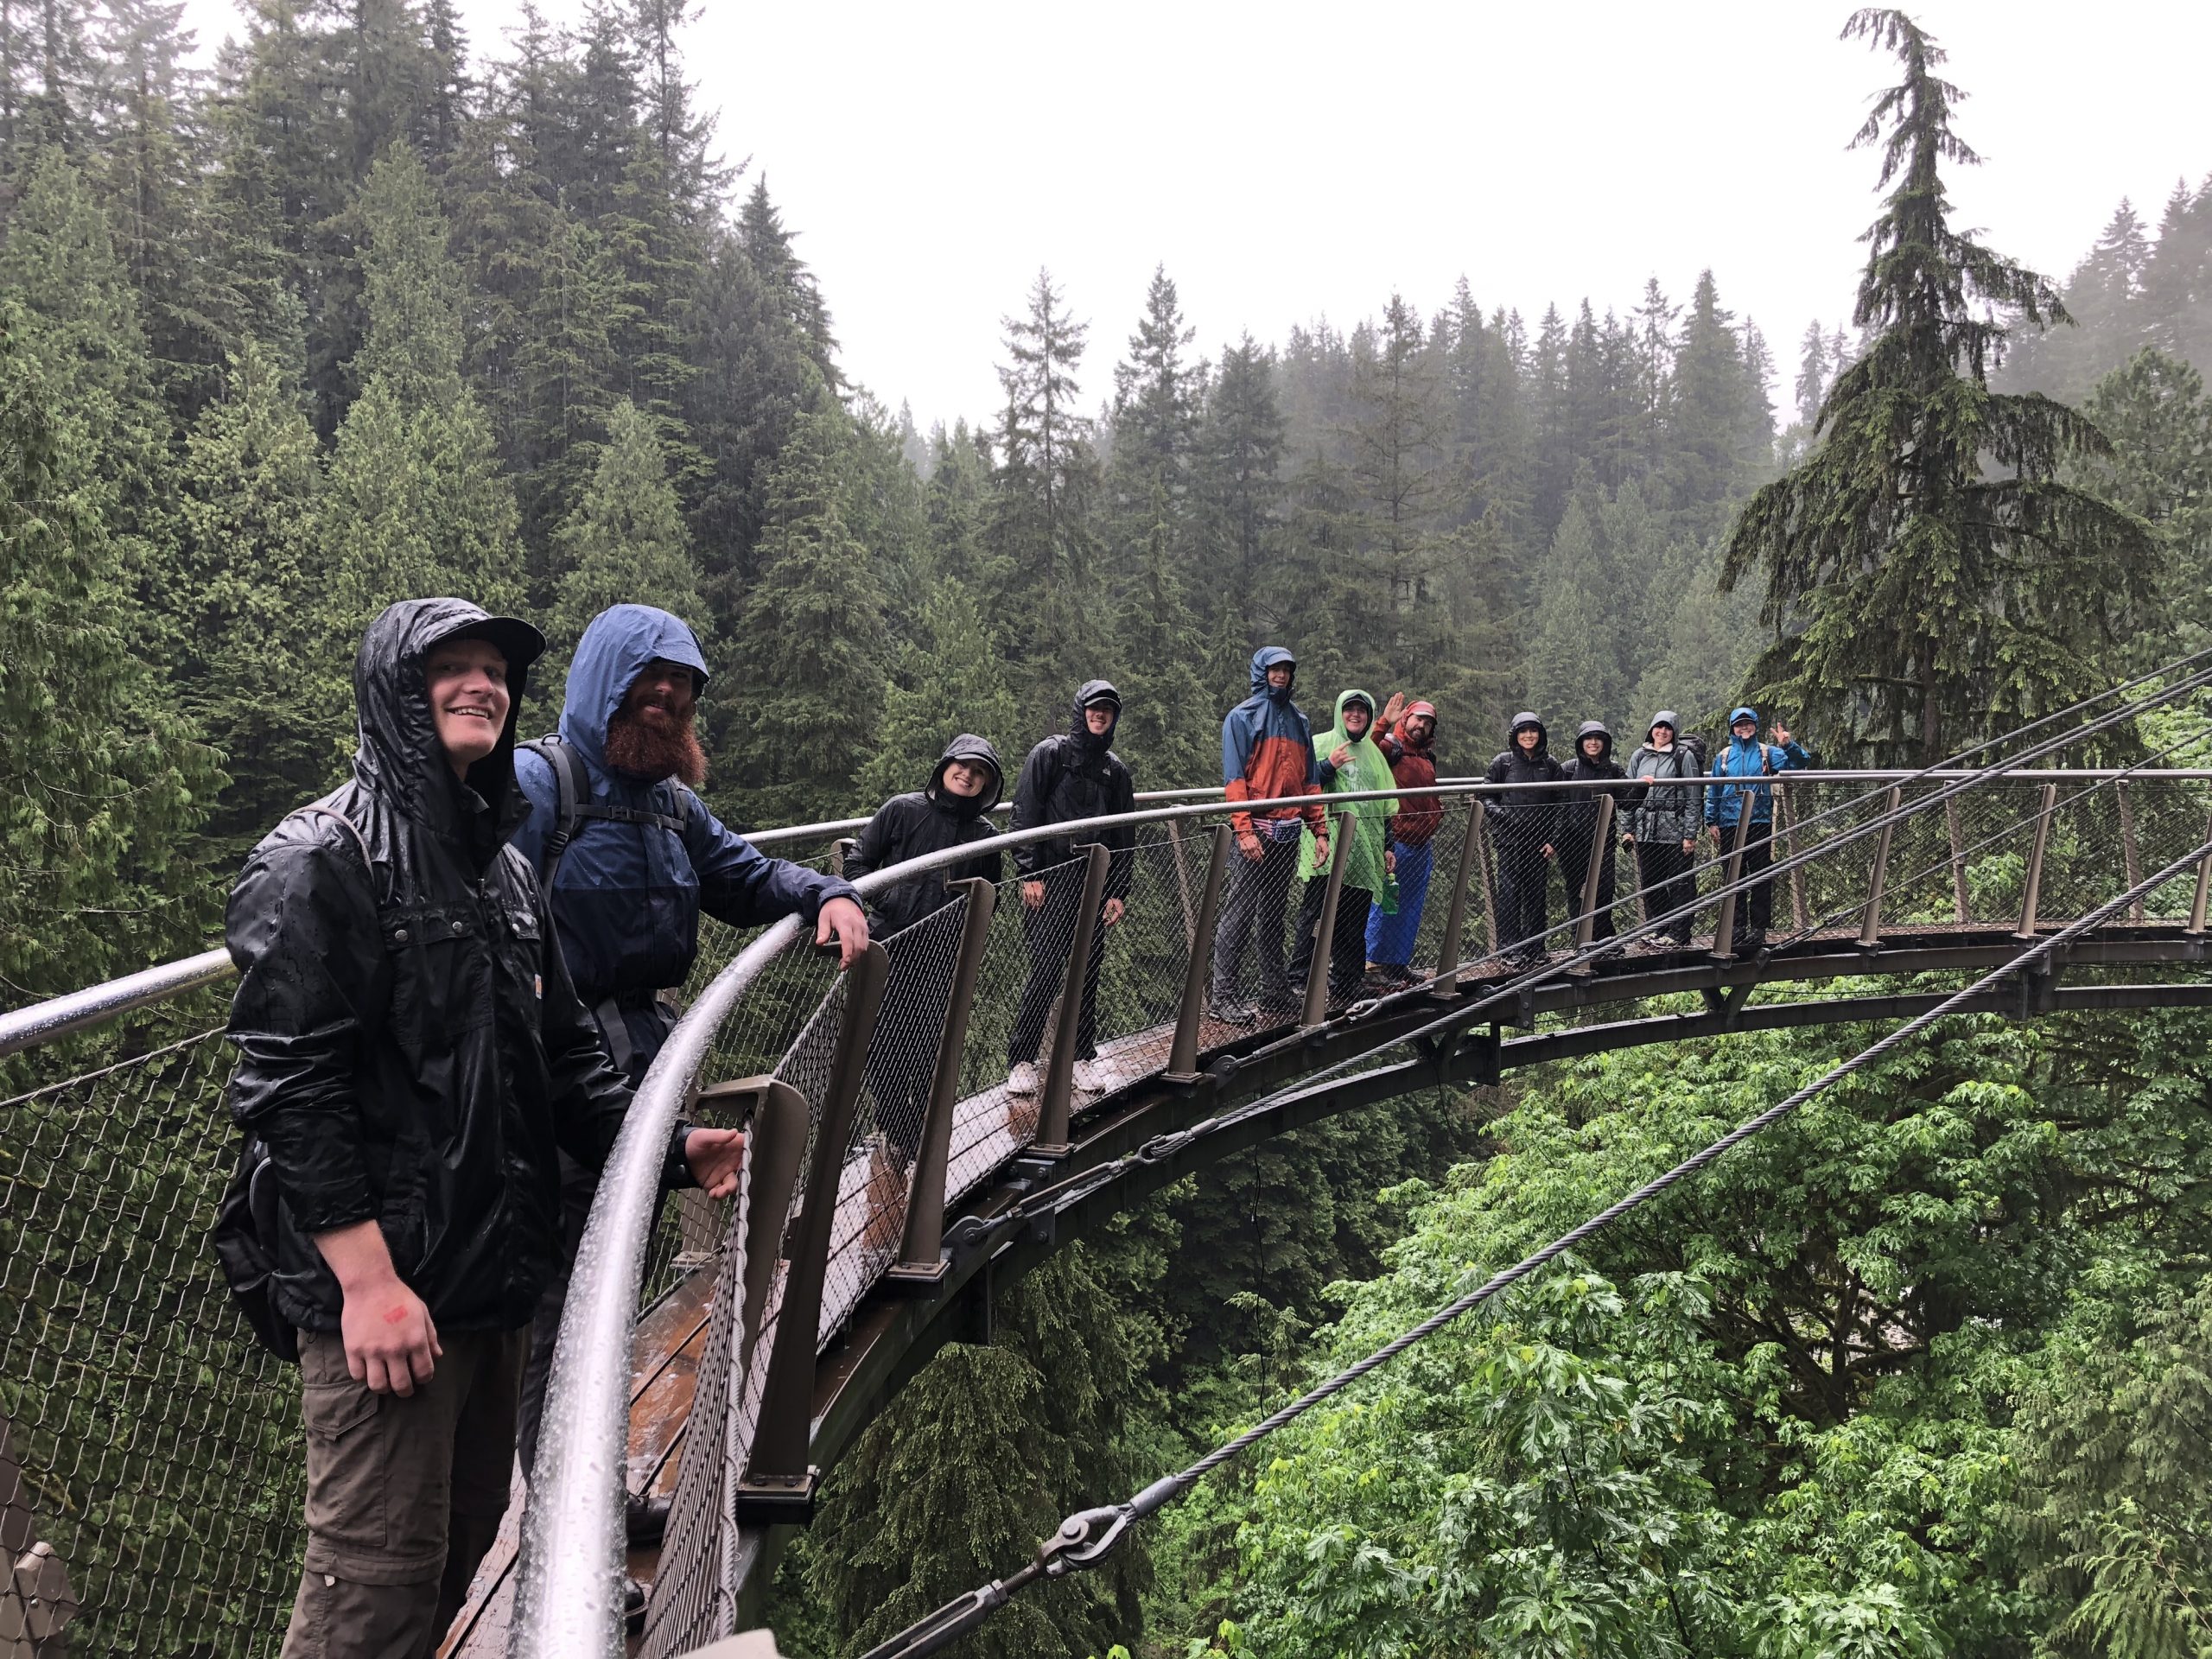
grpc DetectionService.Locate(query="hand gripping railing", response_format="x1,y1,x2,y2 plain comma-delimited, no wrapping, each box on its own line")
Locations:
516,758,2212,1654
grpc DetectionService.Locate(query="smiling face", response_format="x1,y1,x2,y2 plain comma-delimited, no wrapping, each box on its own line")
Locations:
1084,704,1116,736
1404,712,1436,747
423,637,511,779
941,758,989,798
1516,726,1541,753
1267,663,1294,691
1343,702,1372,740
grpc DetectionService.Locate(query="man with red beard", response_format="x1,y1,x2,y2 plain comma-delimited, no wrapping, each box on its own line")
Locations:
510,603,866,1518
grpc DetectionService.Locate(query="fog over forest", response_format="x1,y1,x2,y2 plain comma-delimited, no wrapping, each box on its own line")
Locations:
8,1,2212,1655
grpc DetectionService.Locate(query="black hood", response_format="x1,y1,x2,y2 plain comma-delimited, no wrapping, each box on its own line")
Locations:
1507,711,1548,753
1573,719,1613,762
929,733,1005,820
1070,679,1122,754
352,597,543,863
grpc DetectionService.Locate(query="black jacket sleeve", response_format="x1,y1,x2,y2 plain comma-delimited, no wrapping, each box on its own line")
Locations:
225,832,385,1236
1009,741,1061,878
1104,760,1138,902
844,798,908,882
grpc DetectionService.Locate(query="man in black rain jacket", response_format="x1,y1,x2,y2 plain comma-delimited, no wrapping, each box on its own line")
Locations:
1558,720,1628,946
1485,712,1566,963
847,735,1007,1192
1006,682,1137,1099
224,598,743,1659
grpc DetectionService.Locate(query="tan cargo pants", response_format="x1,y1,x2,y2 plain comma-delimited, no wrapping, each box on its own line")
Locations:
278,1326,529,1659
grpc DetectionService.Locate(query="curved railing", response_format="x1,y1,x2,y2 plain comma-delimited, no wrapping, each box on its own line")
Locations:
8,737,2212,1653
513,733,2212,1652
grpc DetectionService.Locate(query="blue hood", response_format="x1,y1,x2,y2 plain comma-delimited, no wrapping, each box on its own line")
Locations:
1249,645,1297,702
559,605,712,772
1728,706,1759,733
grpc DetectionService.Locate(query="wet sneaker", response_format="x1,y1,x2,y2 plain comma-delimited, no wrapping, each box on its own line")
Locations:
1073,1058,1124,1095
1007,1061,1040,1096
1207,999,1259,1027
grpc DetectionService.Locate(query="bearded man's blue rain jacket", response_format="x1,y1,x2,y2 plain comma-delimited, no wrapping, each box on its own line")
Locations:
513,604,859,1071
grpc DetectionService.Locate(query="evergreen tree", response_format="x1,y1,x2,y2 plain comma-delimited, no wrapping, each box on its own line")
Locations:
1525,493,1614,725
0,306,215,995
988,267,1102,718
1722,10,2156,763
172,335,325,853
720,404,885,823
855,582,1020,805
543,396,702,696
2082,348,2212,652
1193,331,1285,652
320,142,521,755
1105,264,1201,572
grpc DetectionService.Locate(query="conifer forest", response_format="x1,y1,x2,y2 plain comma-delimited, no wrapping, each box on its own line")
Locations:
11,2,2212,1655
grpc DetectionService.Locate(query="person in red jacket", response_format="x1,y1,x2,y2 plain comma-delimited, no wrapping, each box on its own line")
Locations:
1365,695,1441,988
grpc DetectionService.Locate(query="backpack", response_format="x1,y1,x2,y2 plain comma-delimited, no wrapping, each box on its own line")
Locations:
519,734,692,885
212,800,386,1363
1679,732,1708,774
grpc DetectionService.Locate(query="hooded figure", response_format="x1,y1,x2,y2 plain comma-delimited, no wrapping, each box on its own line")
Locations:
1289,690,1400,1007
515,604,861,1075
1559,720,1627,944
848,734,1007,938
1486,711,1567,958
1366,696,1443,982
1299,689,1399,905
1210,648,1328,1024
1624,710,1703,946
510,601,863,1495
1005,682,1139,1098
224,599,706,1650
850,736,1008,1206
1221,646,1326,844
1704,706,1812,950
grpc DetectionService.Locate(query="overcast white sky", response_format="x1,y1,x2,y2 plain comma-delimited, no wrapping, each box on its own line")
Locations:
178,0,2212,432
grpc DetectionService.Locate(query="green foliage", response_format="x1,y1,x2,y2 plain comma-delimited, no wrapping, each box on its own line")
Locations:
0,307,215,995
543,396,703,702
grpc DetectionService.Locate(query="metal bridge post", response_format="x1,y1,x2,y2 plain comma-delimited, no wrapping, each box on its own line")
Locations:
736,942,889,1520
1777,782,1808,931
1710,804,1754,959
1945,797,1970,923
1429,798,1483,998
1859,785,1904,947
2016,783,2059,939
888,880,998,1287
1300,810,1355,1028
684,1077,812,1382
2190,802,2212,935
1165,825,1233,1083
1033,843,1112,1158
2118,779,2145,923
1572,794,1618,953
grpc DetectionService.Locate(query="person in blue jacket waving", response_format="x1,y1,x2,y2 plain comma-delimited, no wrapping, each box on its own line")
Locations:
508,604,868,1507
1704,705,1814,951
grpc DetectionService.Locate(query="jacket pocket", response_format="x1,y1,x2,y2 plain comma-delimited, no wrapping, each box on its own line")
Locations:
381,903,492,1049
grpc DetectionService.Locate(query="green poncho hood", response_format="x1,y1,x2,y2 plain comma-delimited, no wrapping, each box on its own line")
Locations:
1300,688,1399,909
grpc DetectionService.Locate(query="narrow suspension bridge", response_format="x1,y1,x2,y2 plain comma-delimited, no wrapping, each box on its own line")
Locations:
8,670,2212,1657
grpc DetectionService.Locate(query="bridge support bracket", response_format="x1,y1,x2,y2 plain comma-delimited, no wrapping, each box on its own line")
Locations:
732,1467,822,1527
882,1254,951,1292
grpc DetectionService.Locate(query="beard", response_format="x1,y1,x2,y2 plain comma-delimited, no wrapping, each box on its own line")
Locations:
604,703,708,788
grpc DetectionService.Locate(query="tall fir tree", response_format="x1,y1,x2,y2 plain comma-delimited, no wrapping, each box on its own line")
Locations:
1193,331,1285,654
1723,10,2156,763
543,395,702,699
720,402,886,823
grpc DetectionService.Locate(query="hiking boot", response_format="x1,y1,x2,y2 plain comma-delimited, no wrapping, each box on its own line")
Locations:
1206,999,1258,1027
626,1491,671,1544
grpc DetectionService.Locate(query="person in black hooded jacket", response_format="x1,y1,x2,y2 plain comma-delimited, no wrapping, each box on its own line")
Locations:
1485,712,1565,962
1006,682,1137,1098
847,734,1007,1174
1558,720,1628,945
223,598,744,1658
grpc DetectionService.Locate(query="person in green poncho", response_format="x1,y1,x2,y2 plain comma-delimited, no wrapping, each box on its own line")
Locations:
1288,689,1399,1007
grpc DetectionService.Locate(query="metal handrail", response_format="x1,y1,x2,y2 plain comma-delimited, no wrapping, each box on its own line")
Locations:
10,768,2212,1061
